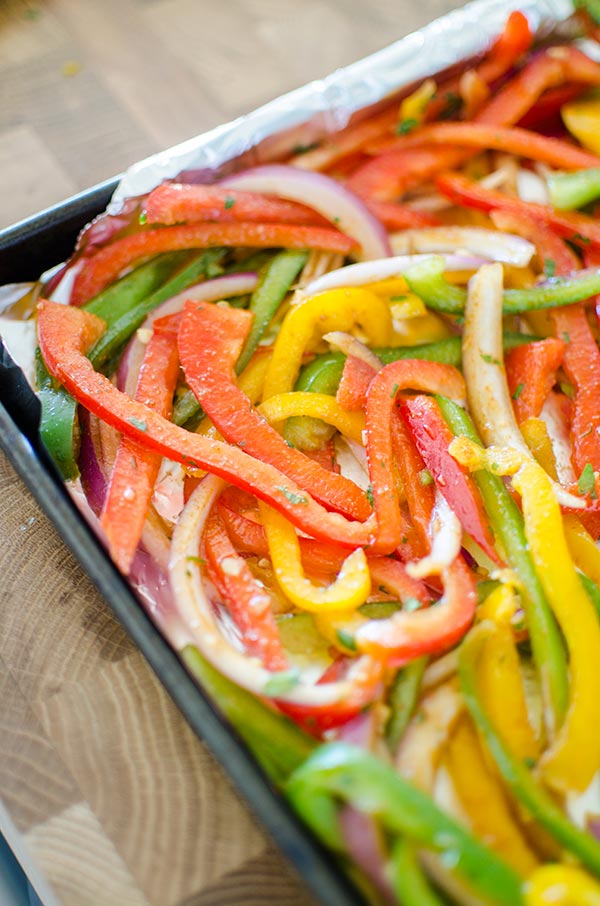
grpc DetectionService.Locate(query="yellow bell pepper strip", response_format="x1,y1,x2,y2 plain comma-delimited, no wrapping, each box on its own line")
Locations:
258,392,365,445
440,397,569,736
364,358,465,555
520,417,559,478
286,742,525,906
36,300,376,548
446,717,539,876
564,513,600,587
258,502,371,613
262,287,393,399
459,622,600,876
70,221,357,307
177,300,371,522
511,460,600,793
524,865,600,906
475,588,540,764
99,313,181,574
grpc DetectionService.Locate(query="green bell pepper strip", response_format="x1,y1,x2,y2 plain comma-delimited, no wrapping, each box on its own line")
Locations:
182,645,316,785
88,248,226,370
390,839,445,906
385,657,427,756
436,396,568,733
83,252,185,321
35,349,79,480
286,742,524,905
404,256,600,315
574,0,600,26
548,168,600,211
580,571,600,620
236,249,308,373
459,623,600,877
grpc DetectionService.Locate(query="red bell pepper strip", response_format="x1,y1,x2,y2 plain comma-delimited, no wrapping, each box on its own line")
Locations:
336,355,375,411
517,83,588,130
70,222,357,306
37,300,376,548
505,338,566,424
346,147,467,203
474,46,600,126
144,183,329,227
474,10,533,85
203,511,288,671
391,415,436,560
177,301,371,522
436,171,600,250
365,200,441,229
355,554,477,661
366,122,600,170
401,395,503,566
99,314,181,573
364,359,466,555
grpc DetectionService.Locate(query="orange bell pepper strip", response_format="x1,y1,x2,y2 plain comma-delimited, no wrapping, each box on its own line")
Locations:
70,221,357,306
391,414,436,559
177,300,371,522
144,183,329,227
364,359,466,555
367,122,600,170
436,170,600,249
365,200,441,230
36,300,375,548
336,354,375,411
99,313,181,574
203,511,288,671
401,394,503,565
475,46,600,126
505,338,566,424
475,10,533,85
346,146,467,203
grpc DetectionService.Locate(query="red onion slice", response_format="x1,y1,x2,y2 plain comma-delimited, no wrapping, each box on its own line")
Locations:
221,164,391,261
303,253,486,296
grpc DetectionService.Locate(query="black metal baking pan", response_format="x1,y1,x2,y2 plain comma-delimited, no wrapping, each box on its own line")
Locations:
0,194,367,906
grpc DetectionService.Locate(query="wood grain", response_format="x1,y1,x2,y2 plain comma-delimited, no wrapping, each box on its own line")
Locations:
0,0,463,903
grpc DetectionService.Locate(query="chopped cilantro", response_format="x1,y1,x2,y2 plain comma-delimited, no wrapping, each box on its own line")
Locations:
129,417,147,432
263,670,300,696
391,382,399,398
138,211,148,225
291,141,319,155
571,232,591,245
512,382,525,401
224,196,236,210
418,468,433,486
543,258,556,278
481,353,501,365
439,91,463,120
559,381,575,400
275,486,308,505
395,117,418,135
578,463,597,498
562,331,571,344
336,629,357,652
366,485,375,507
186,555,206,567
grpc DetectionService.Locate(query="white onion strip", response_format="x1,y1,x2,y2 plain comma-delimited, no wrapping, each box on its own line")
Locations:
303,253,486,296
388,227,535,267
406,492,462,580
221,164,391,261
169,474,376,706
462,263,584,509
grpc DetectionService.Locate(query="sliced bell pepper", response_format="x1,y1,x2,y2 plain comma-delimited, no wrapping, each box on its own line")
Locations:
35,350,79,480
37,300,376,548
178,300,371,521
346,147,467,203
365,199,441,229
364,358,465,554
459,622,600,875
385,657,427,754
390,414,436,559
70,221,357,306
286,741,525,905
258,392,365,445
525,865,600,906
203,511,288,670
474,9,533,85
287,106,400,172
446,716,539,876
262,286,393,400
335,354,376,411
144,183,329,227
401,394,502,565
505,338,566,424
511,460,600,793
258,502,371,613
83,251,184,318
99,313,181,574
389,839,445,906
436,171,600,250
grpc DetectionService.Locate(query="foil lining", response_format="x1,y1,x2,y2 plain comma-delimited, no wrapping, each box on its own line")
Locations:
114,0,575,204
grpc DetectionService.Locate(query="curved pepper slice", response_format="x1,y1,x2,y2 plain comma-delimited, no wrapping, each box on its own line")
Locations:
259,502,371,613
401,394,502,565
36,300,375,548
99,313,181,574
505,338,566,424
364,358,465,554
70,221,357,306
203,511,288,670
346,147,467,204
263,287,393,399
178,300,370,521
258,392,365,445
525,865,600,906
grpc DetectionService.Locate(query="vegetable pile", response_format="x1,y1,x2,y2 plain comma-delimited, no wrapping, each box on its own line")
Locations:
25,7,600,904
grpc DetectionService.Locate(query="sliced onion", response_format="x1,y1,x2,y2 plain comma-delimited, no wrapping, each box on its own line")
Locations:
540,392,576,486
323,331,383,370
388,227,535,267
169,474,379,706
339,807,395,904
221,164,391,261
463,263,584,509
303,253,487,296
118,272,258,398
395,682,463,791
516,167,550,205
406,492,462,580
334,436,370,491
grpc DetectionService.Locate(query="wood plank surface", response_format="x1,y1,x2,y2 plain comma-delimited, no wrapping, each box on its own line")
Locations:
0,1,463,903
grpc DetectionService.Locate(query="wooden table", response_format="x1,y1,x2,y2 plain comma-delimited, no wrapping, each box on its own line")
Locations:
0,1,462,903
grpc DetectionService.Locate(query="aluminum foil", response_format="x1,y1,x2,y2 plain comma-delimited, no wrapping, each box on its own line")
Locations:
114,0,575,204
